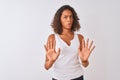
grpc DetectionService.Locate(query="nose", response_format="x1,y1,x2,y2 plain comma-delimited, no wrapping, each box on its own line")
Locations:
67,17,71,22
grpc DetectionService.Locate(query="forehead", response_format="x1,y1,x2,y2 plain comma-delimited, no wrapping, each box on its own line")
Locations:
61,9,73,16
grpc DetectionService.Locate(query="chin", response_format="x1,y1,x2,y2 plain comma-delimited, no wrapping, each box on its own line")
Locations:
67,26,72,29
63,25,72,30
66,27,72,30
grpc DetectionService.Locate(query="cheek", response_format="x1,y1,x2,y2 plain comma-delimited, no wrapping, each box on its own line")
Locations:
60,19,66,25
71,19,74,24
71,18,74,22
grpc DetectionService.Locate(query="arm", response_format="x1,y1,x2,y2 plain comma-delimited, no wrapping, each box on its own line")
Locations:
81,60,89,67
44,56,55,70
44,34,60,70
78,34,95,67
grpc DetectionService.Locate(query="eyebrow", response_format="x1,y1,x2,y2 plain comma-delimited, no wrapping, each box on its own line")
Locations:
63,14,73,16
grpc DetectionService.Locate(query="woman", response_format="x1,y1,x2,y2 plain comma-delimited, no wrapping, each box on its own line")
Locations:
44,5,95,80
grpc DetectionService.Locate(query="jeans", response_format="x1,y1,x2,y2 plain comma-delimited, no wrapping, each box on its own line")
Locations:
52,75,84,80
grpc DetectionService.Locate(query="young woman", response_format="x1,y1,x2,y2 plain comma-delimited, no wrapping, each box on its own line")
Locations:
44,5,95,80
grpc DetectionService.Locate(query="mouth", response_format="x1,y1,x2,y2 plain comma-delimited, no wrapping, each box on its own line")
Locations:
68,23,72,26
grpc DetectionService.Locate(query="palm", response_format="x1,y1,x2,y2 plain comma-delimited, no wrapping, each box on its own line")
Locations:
46,48,59,61
44,40,60,62
78,39,95,62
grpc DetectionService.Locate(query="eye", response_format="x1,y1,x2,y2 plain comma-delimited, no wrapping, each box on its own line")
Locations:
70,15,73,19
64,16,67,19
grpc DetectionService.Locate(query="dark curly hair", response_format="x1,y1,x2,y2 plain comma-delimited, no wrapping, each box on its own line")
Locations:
51,5,81,34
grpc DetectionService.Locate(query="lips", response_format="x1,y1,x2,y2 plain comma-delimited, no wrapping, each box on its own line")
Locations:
68,23,72,26
66,23,72,28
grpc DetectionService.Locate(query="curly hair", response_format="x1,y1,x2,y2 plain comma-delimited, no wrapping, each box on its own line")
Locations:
51,5,81,34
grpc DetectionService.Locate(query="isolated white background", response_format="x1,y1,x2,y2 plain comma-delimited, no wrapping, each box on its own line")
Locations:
0,0,120,80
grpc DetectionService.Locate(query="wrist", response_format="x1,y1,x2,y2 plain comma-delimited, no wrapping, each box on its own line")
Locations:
82,60,88,63
49,59,55,63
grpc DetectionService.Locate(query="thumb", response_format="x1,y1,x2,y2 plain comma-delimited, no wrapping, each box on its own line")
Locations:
44,44,47,52
57,48,61,56
78,45,81,53
78,45,80,50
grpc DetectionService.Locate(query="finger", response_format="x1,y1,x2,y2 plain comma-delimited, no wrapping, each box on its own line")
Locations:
57,48,61,56
78,45,80,50
44,44,48,52
90,45,95,54
89,40,93,49
86,38,89,48
82,39,85,49
47,40,50,50
78,45,81,53
49,39,53,49
53,40,56,50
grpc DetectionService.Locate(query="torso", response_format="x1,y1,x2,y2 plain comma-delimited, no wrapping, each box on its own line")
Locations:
59,32,74,46
48,33,84,80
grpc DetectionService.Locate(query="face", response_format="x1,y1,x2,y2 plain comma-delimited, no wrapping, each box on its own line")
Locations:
60,9,73,30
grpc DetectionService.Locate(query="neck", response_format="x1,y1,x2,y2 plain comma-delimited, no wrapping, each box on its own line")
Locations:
61,29,74,35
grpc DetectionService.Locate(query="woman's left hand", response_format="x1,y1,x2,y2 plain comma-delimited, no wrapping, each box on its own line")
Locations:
78,38,95,62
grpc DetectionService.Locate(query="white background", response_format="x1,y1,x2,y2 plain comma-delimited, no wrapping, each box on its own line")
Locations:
0,0,120,80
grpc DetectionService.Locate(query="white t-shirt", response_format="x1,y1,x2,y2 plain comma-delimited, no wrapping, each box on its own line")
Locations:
52,33,84,80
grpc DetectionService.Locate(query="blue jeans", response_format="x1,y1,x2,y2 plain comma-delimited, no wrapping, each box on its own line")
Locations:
52,75,84,80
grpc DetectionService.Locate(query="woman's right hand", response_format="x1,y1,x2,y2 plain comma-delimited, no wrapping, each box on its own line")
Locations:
44,39,60,62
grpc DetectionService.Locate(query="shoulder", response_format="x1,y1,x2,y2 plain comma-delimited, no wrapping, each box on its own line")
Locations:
47,34,55,41
77,34,84,41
